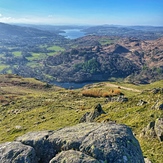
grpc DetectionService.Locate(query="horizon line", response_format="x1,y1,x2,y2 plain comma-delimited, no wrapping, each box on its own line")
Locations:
1,22,163,27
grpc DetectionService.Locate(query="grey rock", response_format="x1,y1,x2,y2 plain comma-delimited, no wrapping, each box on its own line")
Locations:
151,88,161,94
79,123,144,163
158,104,163,110
49,150,99,163
79,104,106,122
155,118,163,141
79,112,90,123
16,123,144,163
137,100,147,106
0,141,37,163
153,101,163,110
140,121,156,138
110,96,128,102
116,96,128,102
140,118,163,142
16,130,55,163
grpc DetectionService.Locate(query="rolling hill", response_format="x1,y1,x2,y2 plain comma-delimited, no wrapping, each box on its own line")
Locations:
42,36,163,84
0,74,163,162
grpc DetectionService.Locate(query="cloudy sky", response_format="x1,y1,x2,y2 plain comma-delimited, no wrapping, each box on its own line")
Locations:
0,0,162,26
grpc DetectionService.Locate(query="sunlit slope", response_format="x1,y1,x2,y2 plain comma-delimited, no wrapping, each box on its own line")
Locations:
0,75,163,162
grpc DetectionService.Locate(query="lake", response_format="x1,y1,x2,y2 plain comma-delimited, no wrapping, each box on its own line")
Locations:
53,81,96,89
59,29,86,39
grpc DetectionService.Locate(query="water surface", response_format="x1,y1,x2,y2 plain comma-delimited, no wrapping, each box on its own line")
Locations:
59,29,86,39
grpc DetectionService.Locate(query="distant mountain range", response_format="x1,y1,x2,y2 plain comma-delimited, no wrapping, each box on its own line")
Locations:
83,25,163,40
0,22,56,38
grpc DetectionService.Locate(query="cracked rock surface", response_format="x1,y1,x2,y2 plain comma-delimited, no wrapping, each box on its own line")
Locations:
0,141,37,163
1,123,144,163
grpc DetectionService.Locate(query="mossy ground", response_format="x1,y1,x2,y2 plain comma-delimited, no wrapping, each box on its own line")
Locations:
0,75,163,162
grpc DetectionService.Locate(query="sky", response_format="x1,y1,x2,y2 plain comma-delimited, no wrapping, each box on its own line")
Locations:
0,0,162,26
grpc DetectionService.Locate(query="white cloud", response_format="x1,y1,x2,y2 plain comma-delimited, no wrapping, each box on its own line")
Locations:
1,14,160,26
0,16,13,22
0,15,85,25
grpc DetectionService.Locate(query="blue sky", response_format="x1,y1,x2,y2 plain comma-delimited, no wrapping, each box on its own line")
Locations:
0,0,162,26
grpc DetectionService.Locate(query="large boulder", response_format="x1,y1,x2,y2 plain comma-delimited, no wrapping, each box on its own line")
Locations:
16,123,144,163
79,123,143,162
0,142,37,163
16,130,56,163
49,150,98,163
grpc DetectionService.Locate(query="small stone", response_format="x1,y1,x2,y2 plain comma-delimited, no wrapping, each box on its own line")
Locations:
158,104,163,110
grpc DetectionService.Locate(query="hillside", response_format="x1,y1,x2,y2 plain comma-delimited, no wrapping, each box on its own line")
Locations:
43,36,163,83
0,23,163,84
44,42,139,82
0,22,60,38
83,25,163,40
0,75,163,162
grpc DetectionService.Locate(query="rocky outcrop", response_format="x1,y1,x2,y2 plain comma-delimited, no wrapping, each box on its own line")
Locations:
140,121,156,138
150,100,163,110
0,142,37,163
79,104,106,122
141,118,163,141
113,44,130,54
0,123,145,163
43,43,140,83
151,88,163,94
49,150,98,163
137,100,147,106
105,96,128,103
155,118,163,141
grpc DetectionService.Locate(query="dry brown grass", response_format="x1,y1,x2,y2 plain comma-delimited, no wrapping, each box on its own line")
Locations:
81,88,122,98
0,95,6,102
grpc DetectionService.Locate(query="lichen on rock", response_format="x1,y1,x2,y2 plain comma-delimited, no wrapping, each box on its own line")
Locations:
0,123,145,163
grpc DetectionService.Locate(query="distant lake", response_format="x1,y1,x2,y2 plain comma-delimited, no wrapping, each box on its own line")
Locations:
53,81,91,89
59,29,86,39
52,81,102,89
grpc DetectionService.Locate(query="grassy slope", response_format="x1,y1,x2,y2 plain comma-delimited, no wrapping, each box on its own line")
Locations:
0,44,65,72
0,75,163,162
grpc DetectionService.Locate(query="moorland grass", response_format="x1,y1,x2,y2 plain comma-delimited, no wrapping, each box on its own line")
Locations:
0,77,163,162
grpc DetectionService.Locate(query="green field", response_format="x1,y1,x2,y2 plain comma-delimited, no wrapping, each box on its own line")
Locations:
27,53,47,61
99,38,113,45
0,64,9,71
12,51,22,57
47,45,65,51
